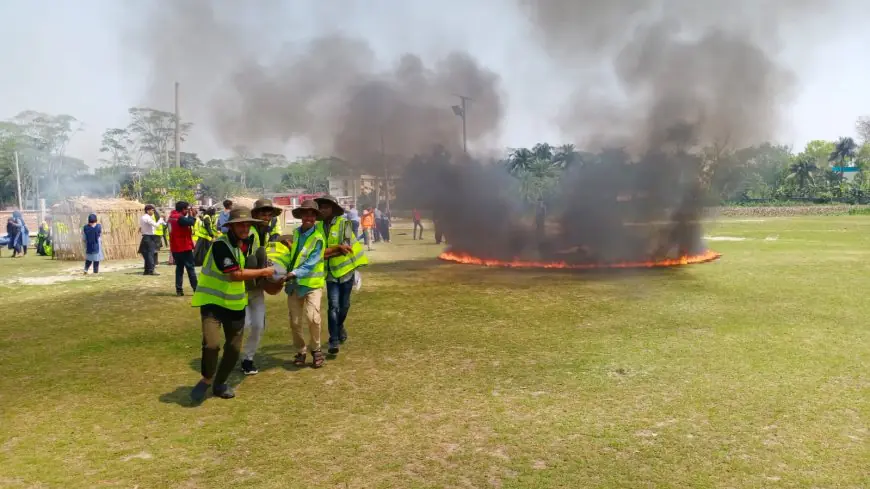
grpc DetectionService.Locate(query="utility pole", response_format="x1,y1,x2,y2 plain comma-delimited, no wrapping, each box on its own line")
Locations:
174,81,181,168
380,128,390,213
452,94,471,153
13,150,23,209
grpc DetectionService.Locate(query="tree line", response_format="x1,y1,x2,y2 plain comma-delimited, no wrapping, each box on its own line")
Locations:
4,107,870,208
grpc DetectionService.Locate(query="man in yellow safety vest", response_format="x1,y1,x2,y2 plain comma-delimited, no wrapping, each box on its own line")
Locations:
263,200,327,368
315,195,368,356
189,207,274,402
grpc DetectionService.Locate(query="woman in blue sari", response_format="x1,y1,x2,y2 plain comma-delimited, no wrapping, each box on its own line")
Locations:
6,211,24,257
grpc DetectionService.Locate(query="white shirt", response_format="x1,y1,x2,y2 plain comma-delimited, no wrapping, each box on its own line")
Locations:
140,214,164,235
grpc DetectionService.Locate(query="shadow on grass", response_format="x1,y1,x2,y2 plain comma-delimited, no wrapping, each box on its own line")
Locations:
158,386,202,408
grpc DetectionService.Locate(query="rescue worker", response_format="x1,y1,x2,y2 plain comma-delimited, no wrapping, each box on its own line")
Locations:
267,214,282,242
315,195,368,356
190,207,275,402
263,200,327,368
193,207,216,266
239,198,283,375
36,217,52,256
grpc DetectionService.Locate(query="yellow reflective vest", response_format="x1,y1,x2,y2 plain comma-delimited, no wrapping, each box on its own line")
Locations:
316,216,368,280
266,228,325,289
191,235,248,311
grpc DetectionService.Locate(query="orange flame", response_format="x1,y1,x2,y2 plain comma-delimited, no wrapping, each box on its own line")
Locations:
438,249,721,269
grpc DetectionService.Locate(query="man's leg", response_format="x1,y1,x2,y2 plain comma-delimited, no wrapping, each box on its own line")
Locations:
93,261,100,274
184,251,198,290
303,288,324,366
212,313,244,398
85,260,92,273
337,279,353,344
200,311,222,382
241,290,266,372
143,242,155,274
326,281,341,351
287,293,307,355
173,252,184,293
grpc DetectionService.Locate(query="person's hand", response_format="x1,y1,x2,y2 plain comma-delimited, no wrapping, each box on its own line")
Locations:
285,271,296,280
260,267,275,278
340,244,353,254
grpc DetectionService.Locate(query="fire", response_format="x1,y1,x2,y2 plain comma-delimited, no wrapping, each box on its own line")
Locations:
438,249,721,270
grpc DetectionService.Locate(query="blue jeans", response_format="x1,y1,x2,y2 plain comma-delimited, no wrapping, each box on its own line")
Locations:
326,279,354,347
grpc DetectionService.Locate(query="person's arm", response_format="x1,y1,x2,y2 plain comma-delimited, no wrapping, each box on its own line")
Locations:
178,215,197,227
96,224,102,238
211,241,273,281
288,240,323,279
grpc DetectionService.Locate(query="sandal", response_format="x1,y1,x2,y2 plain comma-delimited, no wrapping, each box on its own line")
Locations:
311,350,325,369
293,353,306,367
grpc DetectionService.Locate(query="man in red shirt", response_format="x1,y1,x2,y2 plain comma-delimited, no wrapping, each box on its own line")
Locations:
169,201,199,296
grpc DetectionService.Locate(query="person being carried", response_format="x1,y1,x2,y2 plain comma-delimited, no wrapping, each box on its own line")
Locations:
316,195,368,356
82,214,103,274
189,207,274,402
168,201,199,296
239,198,283,375
263,200,327,368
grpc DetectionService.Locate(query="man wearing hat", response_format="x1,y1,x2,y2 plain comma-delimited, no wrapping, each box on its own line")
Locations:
190,207,275,402
315,195,369,355
239,198,283,375
263,200,327,368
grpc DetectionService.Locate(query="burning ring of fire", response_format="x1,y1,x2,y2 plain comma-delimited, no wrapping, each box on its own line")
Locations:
438,250,721,269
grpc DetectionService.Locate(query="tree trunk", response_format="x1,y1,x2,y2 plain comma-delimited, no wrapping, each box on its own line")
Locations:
374,178,381,209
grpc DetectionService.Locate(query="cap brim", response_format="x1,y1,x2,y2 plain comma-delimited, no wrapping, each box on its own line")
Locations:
291,208,322,219
224,218,262,225
253,206,283,216
314,198,345,215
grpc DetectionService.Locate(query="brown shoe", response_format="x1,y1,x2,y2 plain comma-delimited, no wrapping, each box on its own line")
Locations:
293,353,306,367
311,350,325,368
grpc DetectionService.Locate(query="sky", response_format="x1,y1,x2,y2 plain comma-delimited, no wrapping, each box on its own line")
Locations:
1,0,867,167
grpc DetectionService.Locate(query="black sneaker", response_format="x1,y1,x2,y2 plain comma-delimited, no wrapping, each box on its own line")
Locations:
241,359,259,375
328,345,339,355
176,290,184,297
190,380,209,403
212,384,235,399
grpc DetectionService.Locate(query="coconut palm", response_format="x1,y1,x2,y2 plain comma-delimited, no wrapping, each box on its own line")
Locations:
507,147,535,176
830,136,858,179
786,155,818,191
531,142,554,162
553,143,580,168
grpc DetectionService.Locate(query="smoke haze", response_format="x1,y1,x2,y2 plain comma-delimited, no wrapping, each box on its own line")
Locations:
131,0,838,263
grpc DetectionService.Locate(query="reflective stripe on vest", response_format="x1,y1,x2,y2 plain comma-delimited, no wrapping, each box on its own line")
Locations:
191,235,248,310
317,217,368,279
291,228,325,289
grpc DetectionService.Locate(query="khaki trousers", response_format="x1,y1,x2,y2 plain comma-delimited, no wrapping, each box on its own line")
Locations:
288,288,323,354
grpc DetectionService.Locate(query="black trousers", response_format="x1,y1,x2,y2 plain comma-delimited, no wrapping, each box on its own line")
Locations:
172,250,198,292
139,236,158,273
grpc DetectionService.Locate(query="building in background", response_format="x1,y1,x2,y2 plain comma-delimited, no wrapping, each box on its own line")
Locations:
327,174,399,206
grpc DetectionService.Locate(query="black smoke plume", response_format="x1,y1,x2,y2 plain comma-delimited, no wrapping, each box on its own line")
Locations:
131,0,825,264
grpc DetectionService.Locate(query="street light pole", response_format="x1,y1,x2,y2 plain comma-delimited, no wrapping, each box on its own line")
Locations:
174,81,181,168
452,95,471,154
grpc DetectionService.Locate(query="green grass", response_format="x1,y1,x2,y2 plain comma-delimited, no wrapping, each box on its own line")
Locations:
0,218,868,488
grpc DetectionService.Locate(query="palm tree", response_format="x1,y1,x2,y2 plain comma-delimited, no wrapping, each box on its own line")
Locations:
507,147,535,176
553,143,580,168
786,155,818,192
531,142,554,162
830,136,858,179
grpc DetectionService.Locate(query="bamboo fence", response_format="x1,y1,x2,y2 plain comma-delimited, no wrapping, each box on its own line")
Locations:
51,197,145,261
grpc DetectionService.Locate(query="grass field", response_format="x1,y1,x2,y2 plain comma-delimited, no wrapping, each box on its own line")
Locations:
1,217,868,488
